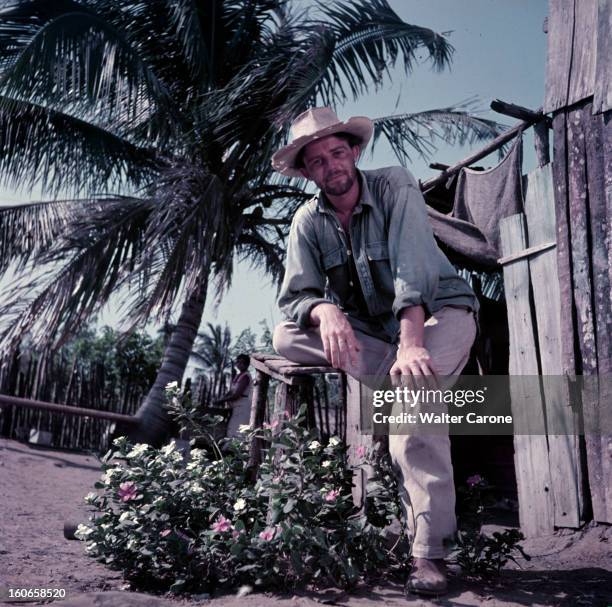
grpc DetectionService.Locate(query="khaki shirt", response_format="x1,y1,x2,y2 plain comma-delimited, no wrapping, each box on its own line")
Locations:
278,166,479,343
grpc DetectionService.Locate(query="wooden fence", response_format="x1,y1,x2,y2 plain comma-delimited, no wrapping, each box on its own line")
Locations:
0,348,153,452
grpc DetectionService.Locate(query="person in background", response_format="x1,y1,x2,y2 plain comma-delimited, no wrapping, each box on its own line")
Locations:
215,354,253,438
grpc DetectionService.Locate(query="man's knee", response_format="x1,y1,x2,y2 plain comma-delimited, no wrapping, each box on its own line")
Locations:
272,321,296,358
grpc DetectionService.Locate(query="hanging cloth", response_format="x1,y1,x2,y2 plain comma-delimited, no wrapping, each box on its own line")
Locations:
427,131,525,267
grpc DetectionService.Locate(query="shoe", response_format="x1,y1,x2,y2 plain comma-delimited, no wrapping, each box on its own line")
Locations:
405,557,448,596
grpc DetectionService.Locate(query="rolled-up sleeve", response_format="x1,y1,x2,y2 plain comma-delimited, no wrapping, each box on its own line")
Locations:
278,209,329,328
386,168,440,319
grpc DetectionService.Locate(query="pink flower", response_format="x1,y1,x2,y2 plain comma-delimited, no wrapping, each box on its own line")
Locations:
117,481,138,502
231,529,241,539
263,419,280,430
259,528,276,541
467,474,484,488
211,515,232,533
160,529,172,538
324,489,340,502
356,445,367,459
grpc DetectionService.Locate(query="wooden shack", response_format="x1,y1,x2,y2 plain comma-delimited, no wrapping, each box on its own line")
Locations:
419,0,611,536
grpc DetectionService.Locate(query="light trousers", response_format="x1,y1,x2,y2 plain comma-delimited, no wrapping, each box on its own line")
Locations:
272,305,477,558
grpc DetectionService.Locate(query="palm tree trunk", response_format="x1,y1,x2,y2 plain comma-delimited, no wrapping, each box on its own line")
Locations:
120,279,208,447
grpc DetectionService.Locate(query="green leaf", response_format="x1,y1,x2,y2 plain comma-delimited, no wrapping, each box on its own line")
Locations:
282,498,297,514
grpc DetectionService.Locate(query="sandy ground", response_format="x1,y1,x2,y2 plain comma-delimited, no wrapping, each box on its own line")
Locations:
1,437,611,607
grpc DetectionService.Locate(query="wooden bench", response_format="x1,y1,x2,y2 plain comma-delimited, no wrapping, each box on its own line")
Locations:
247,353,379,508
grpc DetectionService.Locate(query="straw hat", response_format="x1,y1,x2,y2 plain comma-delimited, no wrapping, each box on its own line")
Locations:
271,107,373,178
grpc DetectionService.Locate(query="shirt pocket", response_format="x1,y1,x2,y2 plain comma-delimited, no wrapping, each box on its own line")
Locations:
365,240,394,299
365,240,389,262
321,245,349,301
322,245,347,271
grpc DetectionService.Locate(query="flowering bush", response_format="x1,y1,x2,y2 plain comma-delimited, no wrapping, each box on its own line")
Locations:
77,391,406,594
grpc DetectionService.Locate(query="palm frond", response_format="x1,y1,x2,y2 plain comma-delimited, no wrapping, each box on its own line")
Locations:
372,101,508,165
269,0,454,125
320,0,454,96
0,95,159,195
0,198,80,274
0,0,85,70
124,164,229,324
0,6,175,124
0,196,153,352
235,229,286,290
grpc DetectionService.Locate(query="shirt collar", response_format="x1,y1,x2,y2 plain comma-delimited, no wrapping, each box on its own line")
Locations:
316,170,375,214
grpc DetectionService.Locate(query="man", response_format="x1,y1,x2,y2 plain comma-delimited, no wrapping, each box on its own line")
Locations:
270,107,479,596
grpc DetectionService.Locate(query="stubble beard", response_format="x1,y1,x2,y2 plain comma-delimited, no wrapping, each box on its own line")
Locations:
323,169,356,197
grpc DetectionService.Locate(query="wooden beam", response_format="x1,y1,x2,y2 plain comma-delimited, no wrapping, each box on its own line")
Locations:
490,99,550,126
497,241,556,266
0,393,139,425
249,357,310,385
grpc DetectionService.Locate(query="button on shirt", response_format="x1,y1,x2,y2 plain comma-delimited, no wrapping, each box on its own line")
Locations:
278,166,479,343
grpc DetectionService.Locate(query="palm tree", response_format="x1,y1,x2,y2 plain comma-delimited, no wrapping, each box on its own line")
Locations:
191,323,234,400
0,0,505,446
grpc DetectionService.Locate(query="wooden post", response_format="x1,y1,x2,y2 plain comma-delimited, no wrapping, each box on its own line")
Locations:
500,214,555,536
533,121,551,167
246,370,270,480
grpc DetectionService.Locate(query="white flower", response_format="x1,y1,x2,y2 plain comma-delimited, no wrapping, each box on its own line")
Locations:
101,467,122,484
126,539,138,551
84,492,98,503
233,498,247,512
126,444,149,458
322,460,332,468
186,461,200,471
161,441,176,456
190,482,205,494
100,523,112,531
75,524,94,539
112,437,126,447
165,381,179,391
328,436,341,447
190,448,205,459
85,542,98,552
238,424,251,434
308,441,321,451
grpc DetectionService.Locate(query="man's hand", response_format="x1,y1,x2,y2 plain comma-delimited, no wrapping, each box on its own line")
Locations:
310,303,360,370
390,345,436,375
392,305,438,388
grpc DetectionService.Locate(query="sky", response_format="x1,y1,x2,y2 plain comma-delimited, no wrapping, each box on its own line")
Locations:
0,0,549,343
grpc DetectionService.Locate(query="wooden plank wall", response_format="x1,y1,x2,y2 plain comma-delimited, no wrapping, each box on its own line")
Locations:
500,214,555,537
544,0,610,114
551,99,612,524
523,164,583,528
594,0,612,113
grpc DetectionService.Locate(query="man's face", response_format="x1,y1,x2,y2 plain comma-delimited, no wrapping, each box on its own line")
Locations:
299,134,360,197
